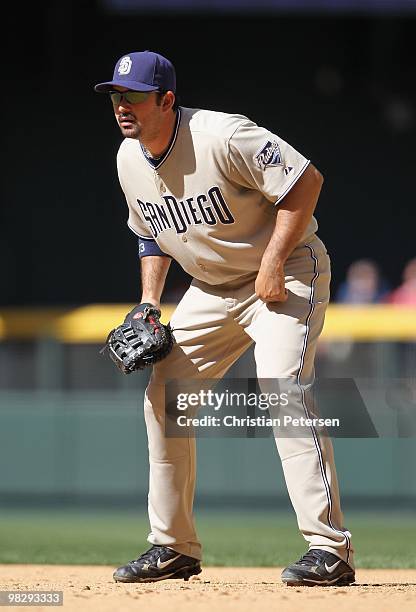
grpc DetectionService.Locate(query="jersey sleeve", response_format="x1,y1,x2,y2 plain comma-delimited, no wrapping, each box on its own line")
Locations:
227,120,310,205
116,146,154,239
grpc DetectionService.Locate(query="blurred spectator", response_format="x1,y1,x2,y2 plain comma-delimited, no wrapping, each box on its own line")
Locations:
386,258,416,306
335,259,390,304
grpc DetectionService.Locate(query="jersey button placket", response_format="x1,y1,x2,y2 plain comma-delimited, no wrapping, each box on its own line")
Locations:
182,235,187,242
153,172,167,195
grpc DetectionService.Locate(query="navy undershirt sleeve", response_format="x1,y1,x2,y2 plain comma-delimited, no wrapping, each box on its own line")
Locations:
138,237,170,258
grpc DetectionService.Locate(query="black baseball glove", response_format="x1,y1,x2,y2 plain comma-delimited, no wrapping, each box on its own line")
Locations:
101,303,174,374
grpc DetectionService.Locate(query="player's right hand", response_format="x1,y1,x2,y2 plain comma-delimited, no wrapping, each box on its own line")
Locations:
255,263,289,303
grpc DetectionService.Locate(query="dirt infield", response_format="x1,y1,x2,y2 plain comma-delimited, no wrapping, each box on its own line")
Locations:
1,566,415,612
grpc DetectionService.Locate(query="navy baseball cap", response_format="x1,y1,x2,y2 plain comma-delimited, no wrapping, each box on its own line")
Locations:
94,51,176,93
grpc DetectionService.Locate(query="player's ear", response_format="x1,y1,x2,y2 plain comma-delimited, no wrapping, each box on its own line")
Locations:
162,91,175,112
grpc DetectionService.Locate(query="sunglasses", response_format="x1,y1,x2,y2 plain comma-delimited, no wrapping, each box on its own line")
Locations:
109,90,152,105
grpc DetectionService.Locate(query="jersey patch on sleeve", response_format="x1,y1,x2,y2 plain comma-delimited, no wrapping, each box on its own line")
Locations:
254,140,283,170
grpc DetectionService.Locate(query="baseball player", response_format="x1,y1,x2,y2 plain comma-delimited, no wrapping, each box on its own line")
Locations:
94,50,355,586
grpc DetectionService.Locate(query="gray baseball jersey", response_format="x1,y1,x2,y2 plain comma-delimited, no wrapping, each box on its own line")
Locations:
117,107,317,284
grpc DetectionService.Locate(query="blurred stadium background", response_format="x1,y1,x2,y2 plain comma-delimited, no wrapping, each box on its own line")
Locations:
1,0,415,568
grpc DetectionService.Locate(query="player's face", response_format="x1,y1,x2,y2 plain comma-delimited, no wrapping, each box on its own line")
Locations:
111,87,166,140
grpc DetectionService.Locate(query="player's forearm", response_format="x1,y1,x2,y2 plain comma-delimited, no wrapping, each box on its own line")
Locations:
262,164,323,269
140,256,172,308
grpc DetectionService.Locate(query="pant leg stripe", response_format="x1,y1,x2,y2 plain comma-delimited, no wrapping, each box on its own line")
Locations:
297,243,351,562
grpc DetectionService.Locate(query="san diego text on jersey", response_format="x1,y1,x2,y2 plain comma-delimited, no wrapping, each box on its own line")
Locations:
136,185,235,237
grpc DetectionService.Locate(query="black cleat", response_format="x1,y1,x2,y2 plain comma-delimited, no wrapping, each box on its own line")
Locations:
113,545,202,583
281,550,355,586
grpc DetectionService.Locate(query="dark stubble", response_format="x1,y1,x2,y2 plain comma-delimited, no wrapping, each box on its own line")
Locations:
118,113,142,139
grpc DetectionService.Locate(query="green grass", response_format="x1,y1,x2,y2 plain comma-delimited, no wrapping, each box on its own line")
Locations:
0,509,415,568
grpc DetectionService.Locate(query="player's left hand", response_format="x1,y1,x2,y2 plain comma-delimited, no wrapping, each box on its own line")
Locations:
255,262,288,303
100,303,175,374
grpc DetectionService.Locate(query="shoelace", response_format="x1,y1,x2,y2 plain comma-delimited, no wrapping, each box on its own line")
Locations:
296,549,326,565
130,545,169,566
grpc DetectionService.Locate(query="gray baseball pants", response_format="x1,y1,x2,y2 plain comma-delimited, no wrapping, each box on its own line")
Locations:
143,234,353,567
